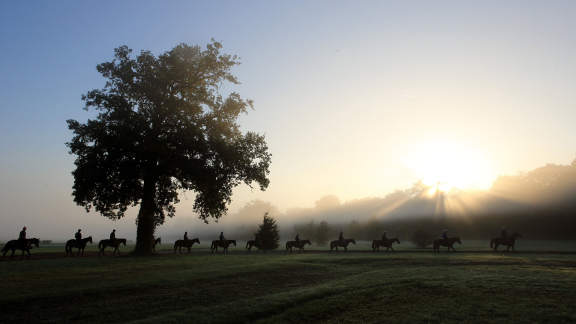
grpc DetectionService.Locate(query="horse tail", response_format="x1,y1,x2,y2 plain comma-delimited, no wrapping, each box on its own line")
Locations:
490,239,495,249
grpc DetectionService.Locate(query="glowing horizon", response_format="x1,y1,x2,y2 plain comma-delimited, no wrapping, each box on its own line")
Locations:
404,140,497,194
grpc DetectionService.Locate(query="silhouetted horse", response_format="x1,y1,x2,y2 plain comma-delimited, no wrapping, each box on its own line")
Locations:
285,240,312,253
330,239,356,252
2,238,40,257
173,238,200,253
98,238,126,256
490,233,522,252
372,238,400,252
433,237,462,253
246,240,261,251
65,236,93,256
211,240,236,254
153,237,161,252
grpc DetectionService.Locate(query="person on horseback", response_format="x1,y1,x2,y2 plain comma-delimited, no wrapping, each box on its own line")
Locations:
110,229,116,242
501,227,508,240
339,231,344,242
184,231,188,241
381,231,388,241
295,233,300,243
441,229,448,240
75,229,82,244
219,232,225,241
19,226,27,248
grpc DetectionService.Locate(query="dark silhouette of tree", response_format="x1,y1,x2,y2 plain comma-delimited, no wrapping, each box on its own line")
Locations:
411,229,434,248
254,212,279,250
315,220,330,246
67,41,272,255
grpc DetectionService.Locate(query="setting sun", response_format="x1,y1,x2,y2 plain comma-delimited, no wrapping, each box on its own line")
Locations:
405,141,496,193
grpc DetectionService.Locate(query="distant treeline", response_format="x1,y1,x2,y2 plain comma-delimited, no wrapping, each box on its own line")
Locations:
161,160,576,243
290,160,576,242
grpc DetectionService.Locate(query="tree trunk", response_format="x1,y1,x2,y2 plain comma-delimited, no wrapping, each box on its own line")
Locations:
134,174,156,255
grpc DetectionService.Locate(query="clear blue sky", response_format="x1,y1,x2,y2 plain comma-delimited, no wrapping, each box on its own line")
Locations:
1,1,576,239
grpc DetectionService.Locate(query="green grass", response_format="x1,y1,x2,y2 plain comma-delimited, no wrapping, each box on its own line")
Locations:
1,246,576,323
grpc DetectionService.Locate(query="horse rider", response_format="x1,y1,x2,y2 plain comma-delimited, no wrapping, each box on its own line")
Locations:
381,231,388,242
219,232,226,242
110,229,116,242
441,229,448,240
339,231,344,242
184,231,188,241
75,229,82,244
294,233,300,243
19,226,27,247
501,227,508,240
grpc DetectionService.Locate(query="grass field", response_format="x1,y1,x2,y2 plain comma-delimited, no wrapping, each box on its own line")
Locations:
1,242,576,323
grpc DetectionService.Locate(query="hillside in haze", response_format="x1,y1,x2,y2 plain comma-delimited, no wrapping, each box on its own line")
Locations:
172,160,576,242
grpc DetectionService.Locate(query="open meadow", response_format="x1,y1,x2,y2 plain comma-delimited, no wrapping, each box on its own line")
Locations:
1,241,576,323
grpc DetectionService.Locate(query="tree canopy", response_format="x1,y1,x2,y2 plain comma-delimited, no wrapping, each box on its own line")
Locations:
67,41,271,254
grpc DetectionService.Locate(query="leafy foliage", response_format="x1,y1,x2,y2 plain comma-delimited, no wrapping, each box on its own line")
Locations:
67,41,271,253
254,213,280,250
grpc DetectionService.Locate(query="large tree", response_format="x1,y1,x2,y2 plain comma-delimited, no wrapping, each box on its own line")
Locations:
67,41,271,255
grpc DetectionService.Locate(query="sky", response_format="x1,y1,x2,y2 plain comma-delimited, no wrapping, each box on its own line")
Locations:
1,1,575,240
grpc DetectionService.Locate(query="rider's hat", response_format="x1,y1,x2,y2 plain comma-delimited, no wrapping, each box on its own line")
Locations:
23,226,27,230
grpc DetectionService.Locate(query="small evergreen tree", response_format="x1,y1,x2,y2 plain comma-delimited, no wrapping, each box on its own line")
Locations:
254,212,279,250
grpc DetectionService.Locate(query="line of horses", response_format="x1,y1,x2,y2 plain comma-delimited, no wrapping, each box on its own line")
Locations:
1,233,523,258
